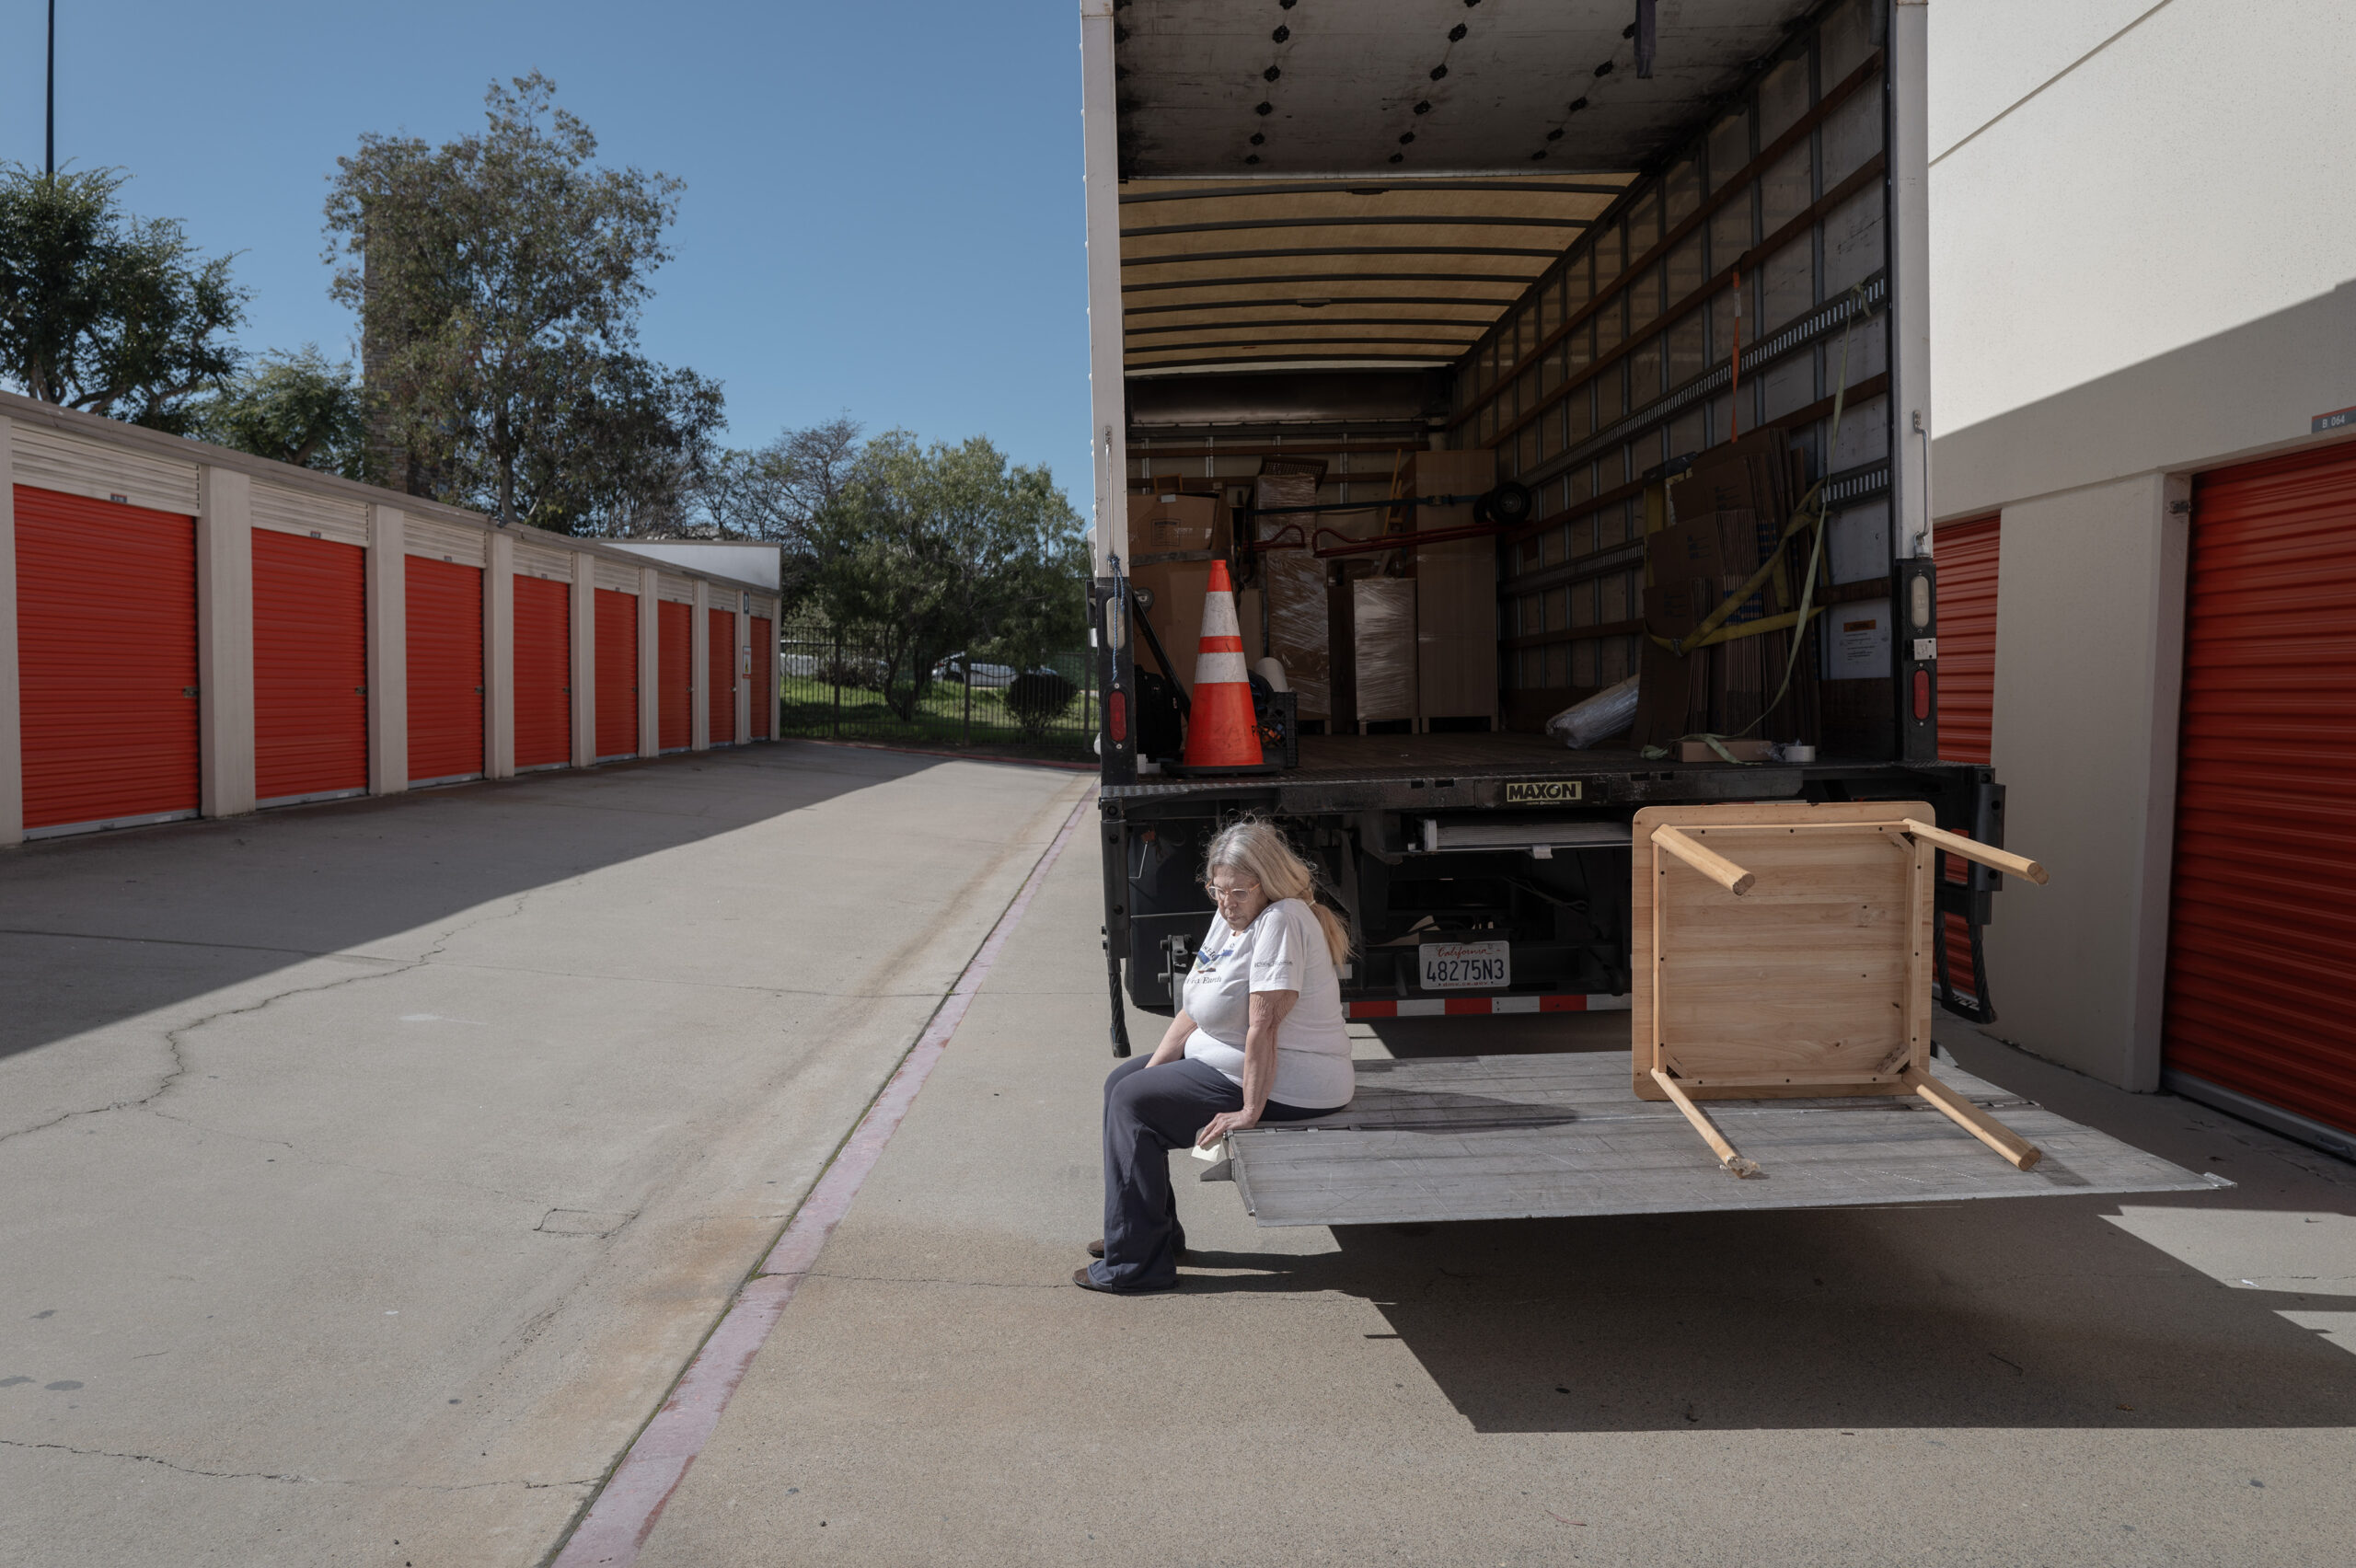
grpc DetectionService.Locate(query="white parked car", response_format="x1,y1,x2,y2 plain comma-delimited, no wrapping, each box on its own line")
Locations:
932,654,1017,688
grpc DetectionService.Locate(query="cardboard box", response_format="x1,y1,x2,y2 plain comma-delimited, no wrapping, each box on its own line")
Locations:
1404,449,1499,723
1350,576,1418,724
1126,491,1229,566
1403,449,1496,514
1258,474,1330,716
1129,561,1209,695
1253,472,1319,534
1676,739,1778,763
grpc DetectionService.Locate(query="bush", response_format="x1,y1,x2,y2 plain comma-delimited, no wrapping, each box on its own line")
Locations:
821,652,883,690
1004,670,1075,734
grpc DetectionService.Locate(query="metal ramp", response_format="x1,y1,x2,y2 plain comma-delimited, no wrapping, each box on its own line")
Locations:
1220,1054,2224,1228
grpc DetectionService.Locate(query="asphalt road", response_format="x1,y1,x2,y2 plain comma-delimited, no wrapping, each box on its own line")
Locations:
7,744,2353,1567
0,742,1089,1568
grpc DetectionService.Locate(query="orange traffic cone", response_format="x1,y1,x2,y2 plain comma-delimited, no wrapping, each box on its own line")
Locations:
1175,559,1270,775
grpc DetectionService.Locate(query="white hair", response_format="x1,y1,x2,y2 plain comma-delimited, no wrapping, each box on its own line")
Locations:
1204,818,1355,965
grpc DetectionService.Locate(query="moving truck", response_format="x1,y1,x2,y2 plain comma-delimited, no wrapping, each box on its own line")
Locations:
1077,0,2217,1228
1084,0,2002,1026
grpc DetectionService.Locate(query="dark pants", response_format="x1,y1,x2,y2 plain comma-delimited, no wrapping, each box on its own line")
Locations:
1089,1055,1325,1290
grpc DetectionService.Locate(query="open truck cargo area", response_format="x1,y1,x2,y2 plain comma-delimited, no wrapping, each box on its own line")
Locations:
1075,1,2200,1220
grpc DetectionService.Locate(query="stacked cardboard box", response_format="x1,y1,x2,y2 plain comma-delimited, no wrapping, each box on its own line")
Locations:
1346,576,1418,723
1404,449,1500,726
1126,491,1229,694
1631,433,1822,749
1256,472,1329,717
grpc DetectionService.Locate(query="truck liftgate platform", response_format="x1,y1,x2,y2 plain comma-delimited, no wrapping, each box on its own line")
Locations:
1213,1053,2223,1228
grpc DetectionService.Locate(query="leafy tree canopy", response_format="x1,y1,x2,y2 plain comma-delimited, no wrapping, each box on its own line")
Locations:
0,163,246,428
803,429,1088,719
188,345,373,480
325,73,721,534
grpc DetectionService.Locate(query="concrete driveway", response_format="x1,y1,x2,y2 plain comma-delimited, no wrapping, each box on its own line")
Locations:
629,828,2356,1568
0,742,1089,1568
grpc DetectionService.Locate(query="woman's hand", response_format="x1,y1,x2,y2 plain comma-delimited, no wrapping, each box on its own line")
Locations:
1202,986,1298,1147
1197,1104,1261,1147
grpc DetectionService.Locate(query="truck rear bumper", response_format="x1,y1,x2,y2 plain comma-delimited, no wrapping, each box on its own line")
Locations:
1345,992,1629,1020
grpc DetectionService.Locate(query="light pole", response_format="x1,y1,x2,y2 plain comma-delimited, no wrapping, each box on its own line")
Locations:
46,0,57,176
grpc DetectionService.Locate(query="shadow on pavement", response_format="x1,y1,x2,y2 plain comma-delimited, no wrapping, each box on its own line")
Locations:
0,742,950,1063
1169,1009,2356,1434
1167,1191,2356,1431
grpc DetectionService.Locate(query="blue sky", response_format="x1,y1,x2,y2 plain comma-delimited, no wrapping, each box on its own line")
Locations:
4,0,1092,490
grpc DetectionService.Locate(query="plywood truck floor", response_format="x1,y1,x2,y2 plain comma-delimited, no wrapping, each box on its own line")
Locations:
1223,1053,2223,1228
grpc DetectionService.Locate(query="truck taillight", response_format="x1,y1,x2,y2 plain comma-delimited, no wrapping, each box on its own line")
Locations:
1109,691,1127,743
1913,669,1932,721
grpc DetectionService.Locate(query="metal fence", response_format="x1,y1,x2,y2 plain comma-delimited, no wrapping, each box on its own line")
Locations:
775,615,1096,761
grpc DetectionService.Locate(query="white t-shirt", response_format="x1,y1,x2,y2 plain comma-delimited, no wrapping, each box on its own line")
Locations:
1181,897,1355,1111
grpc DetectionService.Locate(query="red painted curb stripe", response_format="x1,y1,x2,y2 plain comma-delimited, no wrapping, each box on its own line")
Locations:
549,792,1092,1567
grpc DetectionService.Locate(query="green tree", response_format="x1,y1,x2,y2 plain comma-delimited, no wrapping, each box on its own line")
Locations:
189,345,374,479
324,73,722,533
0,164,246,428
693,416,864,598
808,432,1087,720
699,416,862,542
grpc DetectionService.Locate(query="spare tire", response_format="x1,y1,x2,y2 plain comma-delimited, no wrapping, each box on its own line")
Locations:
1475,480,1535,529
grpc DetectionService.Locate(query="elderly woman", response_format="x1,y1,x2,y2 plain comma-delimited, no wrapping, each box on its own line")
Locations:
1077,818,1356,1294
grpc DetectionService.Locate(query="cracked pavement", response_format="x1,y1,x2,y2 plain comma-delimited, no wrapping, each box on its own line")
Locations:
0,743,1088,1568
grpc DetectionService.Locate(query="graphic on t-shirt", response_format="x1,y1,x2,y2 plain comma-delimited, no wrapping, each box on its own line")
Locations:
1177,901,1356,1111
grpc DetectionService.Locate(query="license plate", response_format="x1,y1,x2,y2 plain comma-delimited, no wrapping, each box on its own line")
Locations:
1420,940,1510,991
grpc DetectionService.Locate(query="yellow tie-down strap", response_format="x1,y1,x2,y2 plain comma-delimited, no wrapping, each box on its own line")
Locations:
1649,602,1825,654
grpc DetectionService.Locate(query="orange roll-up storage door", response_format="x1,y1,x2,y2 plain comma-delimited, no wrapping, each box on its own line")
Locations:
514,574,572,768
2164,442,2356,1139
1934,514,2000,1005
658,600,691,750
595,588,639,759
253,529,367,801
749,616,773,738
706,607,736,745
406,556,484,783
14,486,199,830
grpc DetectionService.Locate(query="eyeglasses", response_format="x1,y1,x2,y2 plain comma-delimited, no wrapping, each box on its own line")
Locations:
1201,877,1261,902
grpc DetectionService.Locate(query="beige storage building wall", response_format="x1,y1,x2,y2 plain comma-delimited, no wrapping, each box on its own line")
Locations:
1926,3,2356,1093
0,392,782,848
